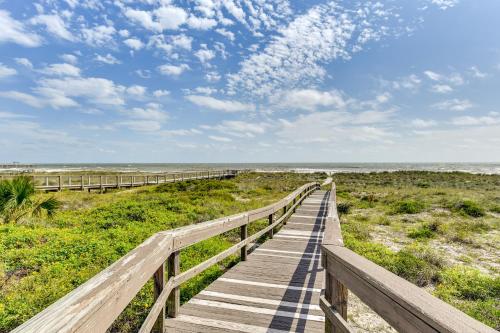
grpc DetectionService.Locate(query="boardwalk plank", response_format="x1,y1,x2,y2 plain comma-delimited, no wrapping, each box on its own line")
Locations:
165,191,329,333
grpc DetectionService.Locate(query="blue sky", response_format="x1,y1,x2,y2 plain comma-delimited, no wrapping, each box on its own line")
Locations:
0,0,499,163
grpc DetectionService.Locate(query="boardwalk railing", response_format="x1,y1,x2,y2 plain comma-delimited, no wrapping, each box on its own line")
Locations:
320,183,496,333
0,170,238,192
13,182,320,333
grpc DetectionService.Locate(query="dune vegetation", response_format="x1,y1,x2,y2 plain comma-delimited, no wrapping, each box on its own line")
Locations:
0,171,498,332
0,172,324,332
332,171,500,329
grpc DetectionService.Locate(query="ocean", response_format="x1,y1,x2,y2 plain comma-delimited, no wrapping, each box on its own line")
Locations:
1,163,500,175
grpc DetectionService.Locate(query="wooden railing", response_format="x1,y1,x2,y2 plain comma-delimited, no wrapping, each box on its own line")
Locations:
320,183,496,333
0,170,238,192
13,182,320,333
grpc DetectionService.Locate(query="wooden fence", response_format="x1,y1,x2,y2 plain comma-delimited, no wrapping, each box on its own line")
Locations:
12,182,320,332
0,170,238,192
320,183,496,333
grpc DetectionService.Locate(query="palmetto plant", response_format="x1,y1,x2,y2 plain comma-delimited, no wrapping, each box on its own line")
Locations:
0,176,60,223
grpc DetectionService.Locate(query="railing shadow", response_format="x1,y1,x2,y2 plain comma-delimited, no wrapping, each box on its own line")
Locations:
267,191,329,332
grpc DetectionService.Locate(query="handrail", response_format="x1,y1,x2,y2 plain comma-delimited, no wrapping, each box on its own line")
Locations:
13,181,320,333
0,170,239,192
320,183,496,333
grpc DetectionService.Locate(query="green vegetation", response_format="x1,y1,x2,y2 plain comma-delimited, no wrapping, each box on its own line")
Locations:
0,172,324,332
0,176,60,224
333,171,499,329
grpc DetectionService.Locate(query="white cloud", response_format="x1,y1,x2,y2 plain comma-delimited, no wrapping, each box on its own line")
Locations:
433,98,473,111
392,74,421,91
272,89,347,111
95,53,121,65
30,14,75,41
451,115,500,126
0,10,41,47
40,63,81,76
194,87,217,95
148,34,193,55
127,103,168,122
186,95,256,112
215,28,235,41
227,2,394,96
424,70,441,81
119,120,162,132
124,6,187,32
187,16,218,30
205,71,221,82
203,120,269,138
0,63,17,78
153,89,170,97
431,84,453,94
14,58,34,69
469,66,486,78
0,91,43,108
82,25,116,47
59,54,78,64
430,0,460,10
158,63,189,76
124,38,144,50
118,29,130,37
194,45,215,65
424,70,464,86
411,119,438,128
209,135,232,142
126,85,147,97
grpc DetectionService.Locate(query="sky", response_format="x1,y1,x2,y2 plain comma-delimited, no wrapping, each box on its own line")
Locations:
0,0,499,163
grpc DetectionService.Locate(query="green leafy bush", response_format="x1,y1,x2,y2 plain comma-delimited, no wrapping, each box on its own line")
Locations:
392,200,425,214
453,200,485,217
337,202,352,215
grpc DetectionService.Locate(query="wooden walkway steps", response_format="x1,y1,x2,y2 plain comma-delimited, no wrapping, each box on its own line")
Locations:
165,191,329,333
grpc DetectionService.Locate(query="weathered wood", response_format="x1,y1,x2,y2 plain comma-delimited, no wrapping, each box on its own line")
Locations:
320,296,353,333
323,245,496,333
167,251,180,318
152,263,165,333
268,213,274,238
139,278,174,333
240,225,248,261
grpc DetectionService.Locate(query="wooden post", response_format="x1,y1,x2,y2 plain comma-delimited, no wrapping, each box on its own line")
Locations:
173,174,176,182
58,175,62,191
80,176,84,191
324,268,348,333
45,176,49,187
68,176,71,187
116,175,120,189
283,205,288,225
100,176,103,193
268,213,274,238
156,175,159,184
132,176,135,186
240,225,248,261
152,263,165,332
167,251,180,318
146,175,149,184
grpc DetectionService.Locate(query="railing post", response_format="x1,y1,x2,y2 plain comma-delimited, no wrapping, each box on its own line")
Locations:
167,251,180,318
116,175,120,189
80,175,84,191
45,176,49,187
156,175,159,184
240,224,248,261
100,176,103,193
58,175,62,191
152,262,165,332
268,213,274,238
324,266,348,333
283,205,288,225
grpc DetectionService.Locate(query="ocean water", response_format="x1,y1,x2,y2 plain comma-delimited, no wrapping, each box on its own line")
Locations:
2,163,500,175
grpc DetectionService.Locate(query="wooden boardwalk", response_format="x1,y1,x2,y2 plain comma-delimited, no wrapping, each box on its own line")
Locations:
165,191,329,333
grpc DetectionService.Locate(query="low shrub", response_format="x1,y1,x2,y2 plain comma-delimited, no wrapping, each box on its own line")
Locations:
392,200,425,214
337,202,352,215
453,200,485,217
